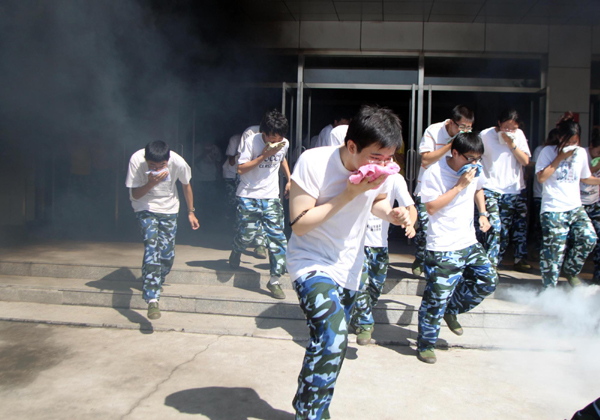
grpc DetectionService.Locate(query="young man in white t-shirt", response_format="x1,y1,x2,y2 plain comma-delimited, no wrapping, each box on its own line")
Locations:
412,105,474,277
312,114,351,148
125,141,199,320
580,127,600,284
229,110,291,299
351,173,417,346
287,105,412,420
417,132,496,364
478,109,532,272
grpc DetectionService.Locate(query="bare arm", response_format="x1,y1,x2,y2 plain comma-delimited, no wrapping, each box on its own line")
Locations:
371,194,414,227
181,183,199,230
281,158,292,198
537,149,575,183
502,133,530,166
425,168,476,216
228,155,237,166
131,171,168,200
581,176,600,185
474,188,491,232
237,145,280,175
289,176,387,237
420,142,453,167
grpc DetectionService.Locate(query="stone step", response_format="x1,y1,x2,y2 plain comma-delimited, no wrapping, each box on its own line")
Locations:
0,274,545,329
0,300,573,352
0,259,548,299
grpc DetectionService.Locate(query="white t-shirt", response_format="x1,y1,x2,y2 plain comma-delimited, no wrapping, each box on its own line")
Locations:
536,145,592,213
236,133,289,199
125,149,191,214
241,125,260,143
222,134,241,179
314,124,333,148
287,146,392,291
580,147,599,205
327,125,349,147
420,158,485,252
365,174,415,248
415,120,453,195
532,145,544,198
480,127,531,194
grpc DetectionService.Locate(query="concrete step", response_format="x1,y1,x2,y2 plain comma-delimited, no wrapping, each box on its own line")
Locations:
0,300,573,352
0,258,549,299
0,274,545,329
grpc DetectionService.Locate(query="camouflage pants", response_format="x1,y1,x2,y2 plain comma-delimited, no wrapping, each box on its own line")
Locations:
293,271,357,420
351,246,389,328
233,197,287,277
540,207,597,287
532,197,542,252
584,202,600,279
413,195,428,265
136,211,178,303
417,243,497,351
224,178,238,220
478,189,527,266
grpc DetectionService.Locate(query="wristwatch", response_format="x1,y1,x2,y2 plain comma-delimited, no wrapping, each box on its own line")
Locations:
512,144,518,150
188,207,195,213
480,211,490,218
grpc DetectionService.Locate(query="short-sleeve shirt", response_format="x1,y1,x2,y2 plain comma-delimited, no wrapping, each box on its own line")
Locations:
327,125,348,147
580,147,600,205
536,145,592,213
286,146,392,291
415,120,452,195
236,133,289,199
125,149,191,214
420,158,485,252
532,145,545,198
480,127,531,194
314,124,333,148
222,134,242,179
364,174,414,248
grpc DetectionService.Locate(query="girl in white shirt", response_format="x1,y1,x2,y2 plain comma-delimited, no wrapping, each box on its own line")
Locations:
579,126,600,284
535,114,600,287
479,109,531,271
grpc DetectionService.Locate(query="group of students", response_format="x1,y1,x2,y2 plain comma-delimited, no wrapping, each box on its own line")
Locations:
124,102,600,420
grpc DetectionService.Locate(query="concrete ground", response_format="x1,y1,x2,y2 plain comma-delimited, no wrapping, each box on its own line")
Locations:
0,320,597,420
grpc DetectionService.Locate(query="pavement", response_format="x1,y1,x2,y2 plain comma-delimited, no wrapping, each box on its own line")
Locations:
0,320,598,420
0,236,598,419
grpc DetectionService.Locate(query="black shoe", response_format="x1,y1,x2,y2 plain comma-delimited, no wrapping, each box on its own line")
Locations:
229,250,241,269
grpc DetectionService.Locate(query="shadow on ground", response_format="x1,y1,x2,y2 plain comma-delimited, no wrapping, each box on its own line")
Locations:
85,267,154,334
164,387,294,419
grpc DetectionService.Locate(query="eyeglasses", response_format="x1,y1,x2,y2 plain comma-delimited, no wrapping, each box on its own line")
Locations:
461,154,481,163
452,120,473,133
368,158,394,165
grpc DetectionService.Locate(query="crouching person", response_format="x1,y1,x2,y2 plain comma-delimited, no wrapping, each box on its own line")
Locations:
125,141,199,320
417,132,497,364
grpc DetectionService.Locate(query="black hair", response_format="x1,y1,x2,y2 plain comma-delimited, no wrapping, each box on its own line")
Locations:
591,126,600,149
344,104,403,152
145,141,170,162
451,105,474,124
451,131,484,156
545,128,560,146
333,113,352,124
260,109,288,137
554,112,581,151
497,108,521,127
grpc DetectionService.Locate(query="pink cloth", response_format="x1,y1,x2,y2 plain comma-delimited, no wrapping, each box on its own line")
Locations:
348,162,400,184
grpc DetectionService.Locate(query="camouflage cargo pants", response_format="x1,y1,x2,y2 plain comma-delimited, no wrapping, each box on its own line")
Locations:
540,207,597,287
413,195,428,266
233,197,287,277
478,189,527,266
225,179,266,244
351,246,389,328
417,243,496,351
584,202,600,279
293,271,357,420
532,197,542,252
136,211,178,303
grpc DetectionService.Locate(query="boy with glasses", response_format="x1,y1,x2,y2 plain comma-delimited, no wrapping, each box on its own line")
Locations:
416,131,496,364
412,105,475,277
